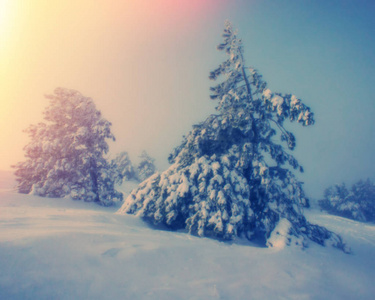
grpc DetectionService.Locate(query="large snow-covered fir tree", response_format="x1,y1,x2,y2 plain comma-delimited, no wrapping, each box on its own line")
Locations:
319,179,375,222
119,21,348,251
136,151,157,181
13,88,122,206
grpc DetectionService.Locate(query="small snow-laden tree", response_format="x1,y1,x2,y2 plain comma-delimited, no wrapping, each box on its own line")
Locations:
136,151,157,182
319,179,375,222
119,21,349,252
352,179,375,221
13,88,122,206
318,183,349,213
110,151,136,184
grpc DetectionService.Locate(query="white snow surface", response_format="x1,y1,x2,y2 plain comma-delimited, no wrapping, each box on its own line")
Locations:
1,177,375,299
266,218,293,249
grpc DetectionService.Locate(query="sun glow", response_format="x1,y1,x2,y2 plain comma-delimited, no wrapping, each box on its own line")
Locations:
0,0,225,171
0,0,23,59
0,0,14,37
0,0,16,122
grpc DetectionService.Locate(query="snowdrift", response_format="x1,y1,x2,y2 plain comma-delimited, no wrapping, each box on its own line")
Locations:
1,185,375,299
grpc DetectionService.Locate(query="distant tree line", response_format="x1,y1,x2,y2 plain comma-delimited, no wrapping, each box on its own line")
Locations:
319,179,375,222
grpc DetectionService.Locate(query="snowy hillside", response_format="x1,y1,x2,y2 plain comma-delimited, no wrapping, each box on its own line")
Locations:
1,180,375,299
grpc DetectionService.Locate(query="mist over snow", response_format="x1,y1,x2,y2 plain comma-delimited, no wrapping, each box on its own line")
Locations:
0,170,15,191
1,1,374,201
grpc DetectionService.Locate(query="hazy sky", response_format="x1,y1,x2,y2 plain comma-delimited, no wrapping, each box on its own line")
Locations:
1,0,374,198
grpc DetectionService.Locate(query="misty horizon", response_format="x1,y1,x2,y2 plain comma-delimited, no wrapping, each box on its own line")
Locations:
1,0,374,199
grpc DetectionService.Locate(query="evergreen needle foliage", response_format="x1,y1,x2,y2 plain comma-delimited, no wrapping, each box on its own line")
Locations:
13,88,122,206
137,151,157,182
120,21,349,252
319,179,375,222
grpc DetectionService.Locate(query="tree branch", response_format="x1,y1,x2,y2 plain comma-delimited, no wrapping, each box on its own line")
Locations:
239,49,253,102
268,117,291,141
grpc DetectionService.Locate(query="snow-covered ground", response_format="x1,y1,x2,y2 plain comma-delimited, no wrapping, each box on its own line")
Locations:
1,179,374,299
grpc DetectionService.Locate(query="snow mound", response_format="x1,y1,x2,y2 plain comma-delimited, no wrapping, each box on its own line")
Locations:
1,189,375,299
266,218,292,249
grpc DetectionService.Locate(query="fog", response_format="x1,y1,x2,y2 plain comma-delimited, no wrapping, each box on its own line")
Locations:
0,0,374,199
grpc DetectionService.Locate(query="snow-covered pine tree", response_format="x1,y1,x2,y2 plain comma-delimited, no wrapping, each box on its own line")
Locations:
136,151,157,181
13,88,122,206
111,151,136,184
319,179,375,222
318,183,349,213
351,179,375,221
119,21,348,252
